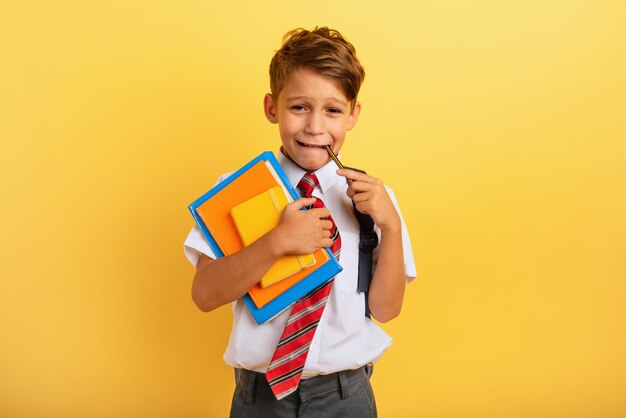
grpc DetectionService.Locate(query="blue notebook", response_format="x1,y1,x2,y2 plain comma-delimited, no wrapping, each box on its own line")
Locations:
188,151,343,325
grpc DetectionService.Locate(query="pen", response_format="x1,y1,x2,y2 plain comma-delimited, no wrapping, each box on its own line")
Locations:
324,145,353,186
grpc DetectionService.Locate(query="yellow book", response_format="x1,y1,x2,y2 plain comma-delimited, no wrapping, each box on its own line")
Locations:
231,186,316,288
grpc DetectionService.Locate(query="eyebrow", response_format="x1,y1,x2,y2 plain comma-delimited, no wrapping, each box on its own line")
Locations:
286,96,349,107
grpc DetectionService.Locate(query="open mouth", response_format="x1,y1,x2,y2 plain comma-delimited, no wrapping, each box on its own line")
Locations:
296,140,329,149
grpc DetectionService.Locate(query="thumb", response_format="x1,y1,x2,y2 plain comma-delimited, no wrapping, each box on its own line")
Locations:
288,197,316,210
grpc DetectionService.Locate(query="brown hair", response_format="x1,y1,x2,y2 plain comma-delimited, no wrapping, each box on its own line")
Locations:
269,27,365,107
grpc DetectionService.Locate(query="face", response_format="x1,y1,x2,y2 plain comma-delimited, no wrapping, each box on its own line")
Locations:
264,68,361,171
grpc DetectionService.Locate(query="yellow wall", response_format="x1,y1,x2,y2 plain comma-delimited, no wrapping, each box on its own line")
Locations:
2,1,625,417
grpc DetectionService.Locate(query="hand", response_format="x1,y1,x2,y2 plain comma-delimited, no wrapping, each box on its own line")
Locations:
271,197,335,255
337,169,401,232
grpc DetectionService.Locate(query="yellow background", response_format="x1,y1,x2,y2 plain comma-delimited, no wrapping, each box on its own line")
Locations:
2,1,625,417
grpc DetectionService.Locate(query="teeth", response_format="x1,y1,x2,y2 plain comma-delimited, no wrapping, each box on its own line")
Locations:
297,141,327,148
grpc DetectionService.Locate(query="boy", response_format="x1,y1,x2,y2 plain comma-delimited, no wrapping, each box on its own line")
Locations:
184,27,416,417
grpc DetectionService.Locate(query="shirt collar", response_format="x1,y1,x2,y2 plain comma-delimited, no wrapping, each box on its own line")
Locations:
277,149,344,194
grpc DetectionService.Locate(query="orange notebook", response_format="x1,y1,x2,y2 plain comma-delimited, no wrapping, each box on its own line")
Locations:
195,161,275,256
194,159,329,308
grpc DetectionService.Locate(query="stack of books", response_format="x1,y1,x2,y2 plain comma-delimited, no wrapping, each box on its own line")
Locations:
188,152,342,325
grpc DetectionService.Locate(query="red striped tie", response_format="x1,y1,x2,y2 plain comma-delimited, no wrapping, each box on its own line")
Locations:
265,172,341,400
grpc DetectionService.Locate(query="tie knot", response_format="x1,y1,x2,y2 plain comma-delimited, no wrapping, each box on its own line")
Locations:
297,173,319,198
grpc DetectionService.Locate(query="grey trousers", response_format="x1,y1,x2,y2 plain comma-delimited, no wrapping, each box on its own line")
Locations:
229,365,377,418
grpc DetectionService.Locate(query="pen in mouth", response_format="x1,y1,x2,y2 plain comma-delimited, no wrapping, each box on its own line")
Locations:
324,145,353,186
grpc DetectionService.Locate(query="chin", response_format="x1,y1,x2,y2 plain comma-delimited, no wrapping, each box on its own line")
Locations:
296,157,328,171
284,148,328,171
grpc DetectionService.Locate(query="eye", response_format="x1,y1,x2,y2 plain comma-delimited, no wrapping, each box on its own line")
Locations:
290,105,307,111
327,108,343,115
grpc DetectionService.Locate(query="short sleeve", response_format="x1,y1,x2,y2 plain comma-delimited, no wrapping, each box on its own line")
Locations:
385,186,417,282
183,172,233,267
183,225,217,267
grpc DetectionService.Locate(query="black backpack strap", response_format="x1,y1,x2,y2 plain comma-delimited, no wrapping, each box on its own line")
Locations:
344,166,379,318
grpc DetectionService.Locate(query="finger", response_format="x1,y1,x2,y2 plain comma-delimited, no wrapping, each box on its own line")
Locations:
347,185,367,199
321,220,333,230
336,169,379,184
321,229,331,238
351,191,373,204
308,207,330,219
320,238,334,248
347,183,377,200
355,201,372,215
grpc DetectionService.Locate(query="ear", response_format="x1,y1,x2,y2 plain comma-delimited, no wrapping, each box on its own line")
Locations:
264,93,278,124
347,102,361,131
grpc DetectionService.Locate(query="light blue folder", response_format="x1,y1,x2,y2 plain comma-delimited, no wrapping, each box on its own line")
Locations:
188,151,342,325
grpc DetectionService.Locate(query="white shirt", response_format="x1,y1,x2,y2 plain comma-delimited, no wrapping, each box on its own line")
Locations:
184,152,416,376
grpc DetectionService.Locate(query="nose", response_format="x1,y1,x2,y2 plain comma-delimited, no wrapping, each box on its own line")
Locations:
304,112,324,135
